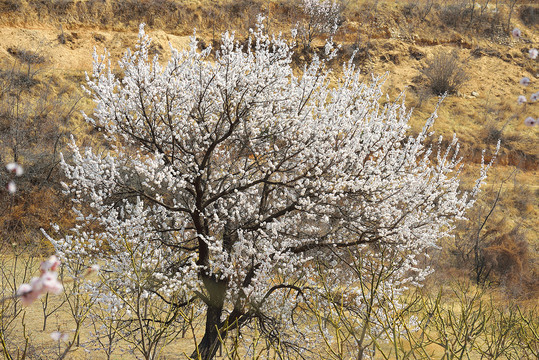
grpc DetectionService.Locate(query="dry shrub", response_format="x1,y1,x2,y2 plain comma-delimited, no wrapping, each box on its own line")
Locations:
438,2,468,28
49,0,73,16
434,0,511,39
447,175,538,299
0,56,80,244
1,0,189,31
519,5,539,26
401,1,426,20
222,0,262,33
419,50,469,95
482,227,538,298
0,0,20,11
0,66,37,90
6,47,45,66
2,0,265,34
111,0,184,28
482,120,508,146
470,13,504,39
224,0,258,18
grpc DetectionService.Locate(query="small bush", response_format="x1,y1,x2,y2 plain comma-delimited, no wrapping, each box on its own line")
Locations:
482,227,538,297
7,47,45,66
439,2,467,28
0,0,20,12
435,1,508,39
420,50,469,95
483,124,504,145
519,6,539,26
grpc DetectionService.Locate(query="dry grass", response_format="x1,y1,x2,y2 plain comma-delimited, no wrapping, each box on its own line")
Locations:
1,251,537,359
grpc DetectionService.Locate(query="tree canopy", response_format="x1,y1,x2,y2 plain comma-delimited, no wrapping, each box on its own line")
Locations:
47,21,493,359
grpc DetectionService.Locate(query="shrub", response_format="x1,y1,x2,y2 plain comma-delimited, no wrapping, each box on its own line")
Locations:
0,0,20,12
420,50,469,95
519,5,539,26
6,47,46,85
438,1,468,28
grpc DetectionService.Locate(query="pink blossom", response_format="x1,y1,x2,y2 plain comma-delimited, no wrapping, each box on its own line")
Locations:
512,28,521,38
17,284,32,296
89,264,100,273
50,331,69,342
531,92,539,102
29,276,42,291
5,162,23,176
517,95,527,105
41,272,63,294
40,255,60,272
17,283,39,306
519,77,530,86
524,117,537,127
6,181,16,194
15,256,63,306
530,48,538,60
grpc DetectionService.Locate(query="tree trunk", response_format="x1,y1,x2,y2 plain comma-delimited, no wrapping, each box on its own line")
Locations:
191,226,235,359
191,267,229,360
192,303,223,360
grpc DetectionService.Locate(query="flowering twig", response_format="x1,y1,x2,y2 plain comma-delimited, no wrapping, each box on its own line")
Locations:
0,256,99,306
4,162,23,194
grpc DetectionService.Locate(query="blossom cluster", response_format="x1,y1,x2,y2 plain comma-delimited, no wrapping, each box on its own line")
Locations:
50,331,69,342
297,0,342,48
301,0,341,34
16,255,63,306
4,162,23,194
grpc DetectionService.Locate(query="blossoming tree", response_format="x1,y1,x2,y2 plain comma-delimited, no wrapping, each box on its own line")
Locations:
297,0,343,50
47,22,492,359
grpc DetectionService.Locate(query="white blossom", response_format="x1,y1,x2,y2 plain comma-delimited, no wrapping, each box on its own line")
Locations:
5,162,24,176
298,0,343,48
524,117,537,127
6,181,16,194
50,331,69,342
519,77,531,86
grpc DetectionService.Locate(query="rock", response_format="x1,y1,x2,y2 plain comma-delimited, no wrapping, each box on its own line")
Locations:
471,91,479,97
